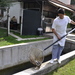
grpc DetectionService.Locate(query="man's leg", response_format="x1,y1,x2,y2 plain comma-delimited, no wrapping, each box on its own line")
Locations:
57,45,64,60
49,44,59,63
52,44,59,59
57,45,64,64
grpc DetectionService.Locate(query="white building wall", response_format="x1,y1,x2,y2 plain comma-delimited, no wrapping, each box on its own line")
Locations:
3,2,23,34
4,2,23,23
59,0,71,4
9,2,21,23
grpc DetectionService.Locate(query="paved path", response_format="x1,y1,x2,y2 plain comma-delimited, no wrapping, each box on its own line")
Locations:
9,33,46,41
9,28,73,41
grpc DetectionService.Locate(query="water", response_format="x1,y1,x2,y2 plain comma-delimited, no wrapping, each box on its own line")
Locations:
0,49,69,75
0,55,52,75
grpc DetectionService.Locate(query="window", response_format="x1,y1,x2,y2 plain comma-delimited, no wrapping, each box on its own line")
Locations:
49,12,56,18
29,3,34,8
24,2,41,9
43,11,49,17
43,10,56,18
25,3,29,8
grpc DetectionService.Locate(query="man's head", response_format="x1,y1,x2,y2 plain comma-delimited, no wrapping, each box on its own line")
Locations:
57,8,65,19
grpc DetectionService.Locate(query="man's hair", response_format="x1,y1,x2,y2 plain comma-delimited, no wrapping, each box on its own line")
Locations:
57,8,65,14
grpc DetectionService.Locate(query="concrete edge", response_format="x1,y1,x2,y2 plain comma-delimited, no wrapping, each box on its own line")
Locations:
0,39,52,49
13,50,75,75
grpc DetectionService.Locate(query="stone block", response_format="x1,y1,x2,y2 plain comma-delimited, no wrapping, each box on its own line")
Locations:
0,50,3,68
11,46,19,65
18,45,29,63
2,48,12,67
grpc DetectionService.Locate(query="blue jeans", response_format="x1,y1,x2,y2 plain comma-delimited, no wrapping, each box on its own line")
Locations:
52,44,64,60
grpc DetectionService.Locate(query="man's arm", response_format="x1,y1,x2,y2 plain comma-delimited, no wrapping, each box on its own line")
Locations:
52,28,61,40
70,20,75,25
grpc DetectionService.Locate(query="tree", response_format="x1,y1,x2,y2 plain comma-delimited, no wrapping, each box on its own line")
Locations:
0,0,12,7
0,0,12,36
71,0,75,5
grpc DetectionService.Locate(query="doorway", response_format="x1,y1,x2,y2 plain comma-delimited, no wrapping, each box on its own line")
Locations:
22,9,41,35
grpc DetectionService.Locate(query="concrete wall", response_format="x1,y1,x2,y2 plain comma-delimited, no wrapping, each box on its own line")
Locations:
64,39,75,53
0,38,75,71
0,39,53,70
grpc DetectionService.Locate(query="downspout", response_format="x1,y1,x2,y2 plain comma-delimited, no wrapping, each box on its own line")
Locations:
7,7,10,35
20,2,23,35
41,1,44,28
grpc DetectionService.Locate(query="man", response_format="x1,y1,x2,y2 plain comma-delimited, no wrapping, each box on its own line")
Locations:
50,8,75,64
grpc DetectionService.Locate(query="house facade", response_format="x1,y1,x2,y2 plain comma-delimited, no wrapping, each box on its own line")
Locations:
1,0,75,35
0,0,23,32
19,0,73,35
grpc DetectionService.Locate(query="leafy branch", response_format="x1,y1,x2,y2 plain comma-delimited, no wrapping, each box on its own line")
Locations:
0,0,12,7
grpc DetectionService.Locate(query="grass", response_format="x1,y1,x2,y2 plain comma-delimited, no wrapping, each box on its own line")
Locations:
46,58,75,75
0,36,49,47
11,31,41,38
0,28,7,37
0,28,49,47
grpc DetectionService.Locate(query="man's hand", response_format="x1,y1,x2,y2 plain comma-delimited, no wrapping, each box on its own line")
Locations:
52,28,61,40
71,20,75,25
57,35,61,40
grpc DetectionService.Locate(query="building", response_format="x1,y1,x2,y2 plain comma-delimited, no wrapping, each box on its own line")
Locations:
0,0,22,31
19,0,75,35
1,0,75,35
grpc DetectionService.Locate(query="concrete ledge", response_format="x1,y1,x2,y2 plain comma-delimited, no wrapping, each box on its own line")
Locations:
0,33,75,71
13,50,75,75
0,39,53,70
64,38,75,53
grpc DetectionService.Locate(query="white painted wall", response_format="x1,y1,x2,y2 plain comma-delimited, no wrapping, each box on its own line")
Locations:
4,2,23,23
9,2,21,23
3,2,23,35
59,0,71,4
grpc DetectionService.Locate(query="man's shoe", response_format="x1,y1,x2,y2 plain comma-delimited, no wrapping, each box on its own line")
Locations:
49,59,54,64
57,60,61,64
54,58,58,61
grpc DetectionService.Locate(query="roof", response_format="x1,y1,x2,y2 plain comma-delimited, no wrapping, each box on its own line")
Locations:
18,0,45,1
18,0,75,12
67,5,75,10
48,0,74,12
